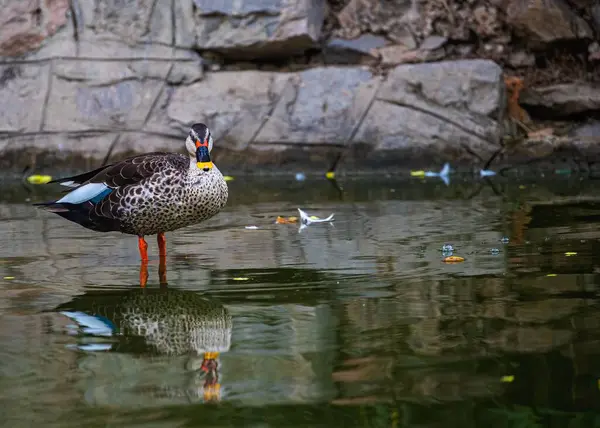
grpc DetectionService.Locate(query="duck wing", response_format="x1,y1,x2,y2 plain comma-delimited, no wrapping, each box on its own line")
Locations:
35,152,188,233
52,152,186,190
49,164,115,189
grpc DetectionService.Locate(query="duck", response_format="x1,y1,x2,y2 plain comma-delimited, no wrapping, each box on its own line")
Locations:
58,288,232,402
35,123,229,264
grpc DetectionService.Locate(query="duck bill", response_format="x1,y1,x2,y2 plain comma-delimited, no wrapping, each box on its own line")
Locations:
196,141,213,170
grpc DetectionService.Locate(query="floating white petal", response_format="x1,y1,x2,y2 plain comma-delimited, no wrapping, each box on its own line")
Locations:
297,208,335,225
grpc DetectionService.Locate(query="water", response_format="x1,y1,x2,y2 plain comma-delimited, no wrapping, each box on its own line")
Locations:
2,175,600,427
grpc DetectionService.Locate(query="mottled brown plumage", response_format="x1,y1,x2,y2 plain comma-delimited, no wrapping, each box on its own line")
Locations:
35,124,228,263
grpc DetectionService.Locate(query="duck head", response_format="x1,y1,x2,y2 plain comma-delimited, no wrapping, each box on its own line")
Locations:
201,352,221,402
186,123,214,172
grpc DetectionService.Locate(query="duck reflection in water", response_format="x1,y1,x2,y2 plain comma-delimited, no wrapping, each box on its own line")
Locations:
57,286,232,403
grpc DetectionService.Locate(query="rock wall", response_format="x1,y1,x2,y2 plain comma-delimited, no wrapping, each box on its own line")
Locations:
0,0,598,174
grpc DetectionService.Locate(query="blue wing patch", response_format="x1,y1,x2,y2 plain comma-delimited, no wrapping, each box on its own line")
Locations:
90,187,113,203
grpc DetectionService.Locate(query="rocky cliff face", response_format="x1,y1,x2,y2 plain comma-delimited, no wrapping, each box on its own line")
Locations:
0,0,598,174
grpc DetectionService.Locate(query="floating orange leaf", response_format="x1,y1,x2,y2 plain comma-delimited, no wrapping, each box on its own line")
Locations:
443,256,465,263
276,216,298,224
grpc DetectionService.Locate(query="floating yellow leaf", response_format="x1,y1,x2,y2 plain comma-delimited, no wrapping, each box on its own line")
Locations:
546,273,557,277
3,276,14,280
325,171,336,179
519,185,526,190
501,375,515,383
443,256,465,263
233,277,249,281
565,252,577,256
410,170,425,177
275,216,298,224
223,175,234,181
27,175,52,185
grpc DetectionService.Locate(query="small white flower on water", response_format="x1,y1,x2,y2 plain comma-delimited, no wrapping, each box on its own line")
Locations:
297,208,335,226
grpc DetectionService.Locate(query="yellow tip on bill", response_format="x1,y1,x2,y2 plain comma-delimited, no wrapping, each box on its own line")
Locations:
197,162,213,170
203,384,221,401
27,175,52,184
325,171,335,179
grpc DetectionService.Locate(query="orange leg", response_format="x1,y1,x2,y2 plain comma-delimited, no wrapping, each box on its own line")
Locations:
159,255,168,286
157,233,168,286
157,232,167,257
138,236,149,287
139,259,149,288
138,236,149,262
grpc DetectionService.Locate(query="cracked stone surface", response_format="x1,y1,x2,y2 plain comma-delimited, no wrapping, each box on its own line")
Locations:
191,0,326,58
255,67,381,144
0,58,507,170
89,0,172,45
507,0,593,46
24,0,178,60
0,131,179,171
521,83,600,117
396,62,499,134
0,132,116,159
166,71,289,150
0,0,69,57
0,64,49,132
44,61,170,131
3,0,597,172
345,60,504,168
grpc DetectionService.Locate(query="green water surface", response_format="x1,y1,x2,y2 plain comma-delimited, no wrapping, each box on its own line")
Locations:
1,175,600,427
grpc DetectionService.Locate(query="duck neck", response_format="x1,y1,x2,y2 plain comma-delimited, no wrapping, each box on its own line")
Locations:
189,155,198,171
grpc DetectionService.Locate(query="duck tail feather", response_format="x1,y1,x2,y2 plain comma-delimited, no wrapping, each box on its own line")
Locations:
32,201,71,212
33,202,120,232
48,164,112,187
